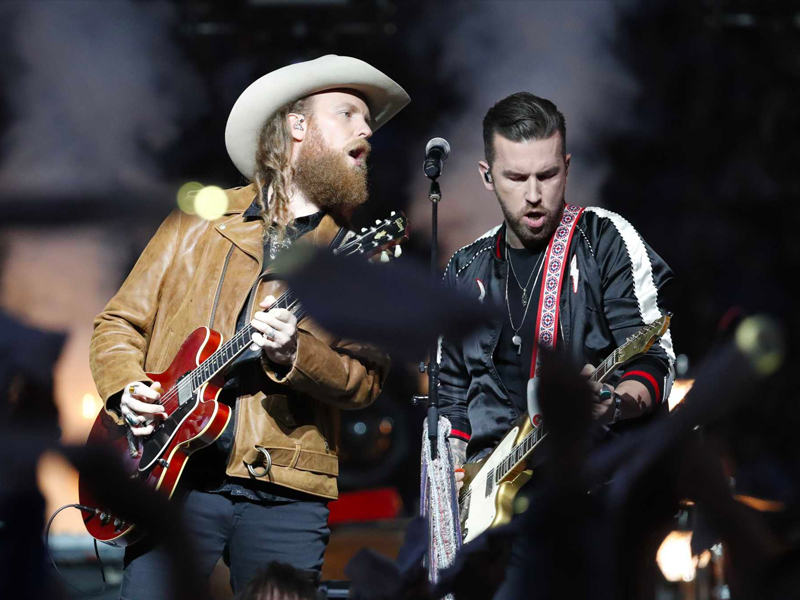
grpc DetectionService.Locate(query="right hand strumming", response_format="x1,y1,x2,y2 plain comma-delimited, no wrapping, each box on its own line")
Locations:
120,380,166,436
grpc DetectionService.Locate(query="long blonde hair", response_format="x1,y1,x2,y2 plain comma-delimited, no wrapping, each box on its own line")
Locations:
250,97,312,246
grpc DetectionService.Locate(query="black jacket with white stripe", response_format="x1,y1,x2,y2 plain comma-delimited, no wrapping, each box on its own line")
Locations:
438,206,675,462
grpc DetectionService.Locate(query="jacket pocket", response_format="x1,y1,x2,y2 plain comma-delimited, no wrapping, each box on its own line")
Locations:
264,395,297,428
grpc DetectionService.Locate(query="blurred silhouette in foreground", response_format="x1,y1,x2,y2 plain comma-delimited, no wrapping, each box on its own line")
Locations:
0,310,210,600
0,311,66,600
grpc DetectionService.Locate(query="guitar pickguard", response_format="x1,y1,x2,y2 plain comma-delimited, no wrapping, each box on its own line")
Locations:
460,425,520,544
138,395,197,470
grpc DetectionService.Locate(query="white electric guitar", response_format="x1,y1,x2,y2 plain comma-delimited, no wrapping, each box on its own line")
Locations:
458,313,671,544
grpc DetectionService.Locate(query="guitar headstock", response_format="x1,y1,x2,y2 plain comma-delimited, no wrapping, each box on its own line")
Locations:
616,313,672,364
334,211,409,259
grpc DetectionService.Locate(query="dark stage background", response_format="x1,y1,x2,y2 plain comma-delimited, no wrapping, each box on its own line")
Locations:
1,0,799,597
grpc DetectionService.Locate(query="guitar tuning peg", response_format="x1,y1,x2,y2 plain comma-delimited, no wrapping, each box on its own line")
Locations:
361,228,368,233
390,211,396,216
394,246,402,258
375,220,381,225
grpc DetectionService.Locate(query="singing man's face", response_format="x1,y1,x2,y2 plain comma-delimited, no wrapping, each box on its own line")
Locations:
307,90,373,170
292,90,374,212
479,132,570,250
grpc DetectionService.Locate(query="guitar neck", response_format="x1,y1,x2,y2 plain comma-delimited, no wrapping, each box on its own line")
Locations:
493,344,623,483
185,211,409,391
589,347,621,384
492,317,669,487
493,423,548,484
187,290,303,390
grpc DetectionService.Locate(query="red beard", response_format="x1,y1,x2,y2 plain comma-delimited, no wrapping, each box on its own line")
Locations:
293,127,371,215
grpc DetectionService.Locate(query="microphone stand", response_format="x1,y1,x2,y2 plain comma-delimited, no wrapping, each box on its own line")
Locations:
414,179,442,458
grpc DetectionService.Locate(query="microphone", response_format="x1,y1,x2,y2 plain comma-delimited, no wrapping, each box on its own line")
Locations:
423,137,451,179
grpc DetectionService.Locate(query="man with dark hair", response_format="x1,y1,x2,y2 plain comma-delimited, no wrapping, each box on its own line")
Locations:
438,92,674,595
236,561,318,600
88,56,409,599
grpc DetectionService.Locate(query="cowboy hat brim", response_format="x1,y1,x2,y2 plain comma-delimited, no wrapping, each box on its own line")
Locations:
225,54,410,180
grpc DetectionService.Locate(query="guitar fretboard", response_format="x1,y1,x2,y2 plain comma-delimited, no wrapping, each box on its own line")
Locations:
490,341,622,484
187,293,301,393
493,423,548,484
590,349,618,384
179,216,407,397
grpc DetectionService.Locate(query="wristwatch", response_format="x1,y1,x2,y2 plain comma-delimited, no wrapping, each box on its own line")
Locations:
609,393,623,425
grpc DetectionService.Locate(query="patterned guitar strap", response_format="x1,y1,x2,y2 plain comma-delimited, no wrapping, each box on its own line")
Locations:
526,204,585,423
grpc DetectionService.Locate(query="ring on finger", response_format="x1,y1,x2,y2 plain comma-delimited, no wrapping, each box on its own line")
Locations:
266,326,276,341
125,412,139,427
128,384,137,395
598,386,613,401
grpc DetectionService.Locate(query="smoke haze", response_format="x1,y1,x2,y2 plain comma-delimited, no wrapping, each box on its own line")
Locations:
0,0,206,203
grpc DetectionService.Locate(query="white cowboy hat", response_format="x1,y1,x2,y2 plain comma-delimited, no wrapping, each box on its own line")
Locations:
225,54,410,180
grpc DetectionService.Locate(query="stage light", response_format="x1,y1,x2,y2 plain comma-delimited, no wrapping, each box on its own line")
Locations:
656,531,713,583
656,531,696,582
379,417,393,435
82,393,100,419
736,315,784,376
177,181,203,215
668,379,694,411
513,495,530,515
194,186,229,221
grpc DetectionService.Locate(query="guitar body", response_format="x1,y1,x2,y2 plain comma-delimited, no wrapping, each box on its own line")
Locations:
459,414,535,545
76,212,411,547
456,314,672,545
79,327,231,546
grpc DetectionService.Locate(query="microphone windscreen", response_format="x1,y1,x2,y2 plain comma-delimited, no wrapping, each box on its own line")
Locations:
425,137,450,158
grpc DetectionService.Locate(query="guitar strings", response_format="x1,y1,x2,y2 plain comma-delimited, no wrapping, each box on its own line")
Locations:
151,224,396,409
155,291,299,409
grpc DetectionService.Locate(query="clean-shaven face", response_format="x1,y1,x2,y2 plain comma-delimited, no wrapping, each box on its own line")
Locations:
483,132,570,250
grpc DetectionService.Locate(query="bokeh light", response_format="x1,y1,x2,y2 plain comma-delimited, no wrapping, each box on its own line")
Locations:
668,379,695,411
176,181,204,215
82,393,100,419
194,185,229,221
656,531,696,582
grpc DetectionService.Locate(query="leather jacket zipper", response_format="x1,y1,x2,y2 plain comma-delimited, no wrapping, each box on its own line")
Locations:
209,245,235,330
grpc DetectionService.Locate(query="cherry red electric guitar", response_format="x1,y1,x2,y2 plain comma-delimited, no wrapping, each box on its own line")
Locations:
79,213,408,546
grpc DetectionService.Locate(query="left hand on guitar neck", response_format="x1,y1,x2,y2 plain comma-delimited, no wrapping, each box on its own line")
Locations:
250,295,298,366
581,363,653,424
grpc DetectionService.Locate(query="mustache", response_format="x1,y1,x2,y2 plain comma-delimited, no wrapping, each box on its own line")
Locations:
345,139,372,159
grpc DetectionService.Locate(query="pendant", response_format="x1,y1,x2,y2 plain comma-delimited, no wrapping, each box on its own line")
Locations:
512,334,522,355
521,289,528,307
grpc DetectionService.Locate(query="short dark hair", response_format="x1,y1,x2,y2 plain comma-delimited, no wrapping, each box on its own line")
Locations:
482,92,567,165
236,561,318,600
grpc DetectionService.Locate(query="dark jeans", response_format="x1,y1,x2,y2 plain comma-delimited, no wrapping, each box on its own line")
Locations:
119,489,330,600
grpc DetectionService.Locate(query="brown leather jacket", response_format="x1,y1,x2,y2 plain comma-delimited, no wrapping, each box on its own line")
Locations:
89,184,390,499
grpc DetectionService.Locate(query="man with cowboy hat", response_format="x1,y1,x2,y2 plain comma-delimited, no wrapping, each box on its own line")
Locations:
89,55,410,598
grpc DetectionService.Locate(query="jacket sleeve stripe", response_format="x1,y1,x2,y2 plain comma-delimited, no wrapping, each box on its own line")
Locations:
450,428,471,441
585,207,676,364
620,369,661,402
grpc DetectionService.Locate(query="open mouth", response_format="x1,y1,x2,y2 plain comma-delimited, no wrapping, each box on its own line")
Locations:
348,147,367,165
523,213,546,229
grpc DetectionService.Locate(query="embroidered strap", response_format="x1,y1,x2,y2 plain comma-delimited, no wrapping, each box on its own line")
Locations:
530,204,585,378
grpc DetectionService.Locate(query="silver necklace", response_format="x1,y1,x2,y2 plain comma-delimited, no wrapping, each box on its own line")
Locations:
507,244,542,307
504,243,546,355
